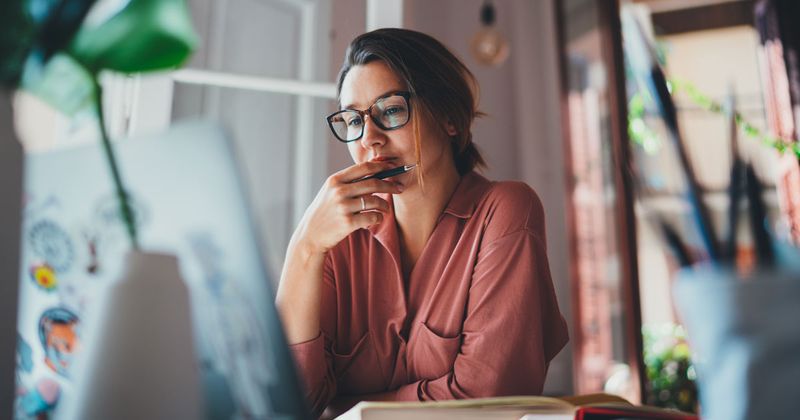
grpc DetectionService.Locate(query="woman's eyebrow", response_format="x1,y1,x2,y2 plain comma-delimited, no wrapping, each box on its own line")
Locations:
340,89,403,110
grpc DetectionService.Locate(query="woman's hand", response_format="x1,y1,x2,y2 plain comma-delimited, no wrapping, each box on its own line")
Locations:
277,161,402,344
295,161,403,254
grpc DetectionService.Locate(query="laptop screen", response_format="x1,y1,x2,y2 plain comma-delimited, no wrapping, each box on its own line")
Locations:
15,120,308,419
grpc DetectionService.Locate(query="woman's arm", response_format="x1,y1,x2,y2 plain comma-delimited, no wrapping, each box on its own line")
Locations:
276,160,400,343
275,160,402,416
322,230,568,407
389,229,568,401
276,236,327,344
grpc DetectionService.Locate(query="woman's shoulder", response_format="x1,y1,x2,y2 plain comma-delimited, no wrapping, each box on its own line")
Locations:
476,178,545,240
482,179,544,218
485,179,541,205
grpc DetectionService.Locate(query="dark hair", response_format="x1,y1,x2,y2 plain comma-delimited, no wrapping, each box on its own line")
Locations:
336,28,486,176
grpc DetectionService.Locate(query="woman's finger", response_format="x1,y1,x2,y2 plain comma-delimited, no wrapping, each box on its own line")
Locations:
350,210,384,229
350,195,390,213
334,160,398,183
344,178,403,197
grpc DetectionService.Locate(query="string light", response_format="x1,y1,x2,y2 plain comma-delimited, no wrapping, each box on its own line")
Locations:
628,78,799,158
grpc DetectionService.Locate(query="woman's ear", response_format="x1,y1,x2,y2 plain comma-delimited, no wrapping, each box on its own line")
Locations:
444,121,458,137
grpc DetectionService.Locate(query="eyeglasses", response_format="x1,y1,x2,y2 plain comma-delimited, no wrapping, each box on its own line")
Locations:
326,91,412,142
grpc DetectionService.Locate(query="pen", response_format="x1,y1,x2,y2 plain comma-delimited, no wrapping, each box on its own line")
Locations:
725,87,743,262
745,164,774,266
726,157,744,261
624,13,720,262
653,67,720,261
350,164,417,183
658,219,693,268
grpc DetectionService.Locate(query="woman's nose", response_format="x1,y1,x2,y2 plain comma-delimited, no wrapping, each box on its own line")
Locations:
360,116,387,149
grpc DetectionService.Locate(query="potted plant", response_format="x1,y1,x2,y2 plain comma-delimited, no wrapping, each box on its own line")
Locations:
3,1,203,418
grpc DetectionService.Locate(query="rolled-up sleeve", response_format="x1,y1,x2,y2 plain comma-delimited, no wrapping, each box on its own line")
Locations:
288,255,338,416
391,229,569,400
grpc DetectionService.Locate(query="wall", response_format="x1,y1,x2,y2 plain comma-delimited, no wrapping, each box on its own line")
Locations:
326,0,367,172
665,25,774,186
172,0,334,279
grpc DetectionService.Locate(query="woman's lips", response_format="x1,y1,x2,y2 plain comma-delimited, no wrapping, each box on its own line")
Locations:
370,156,397,163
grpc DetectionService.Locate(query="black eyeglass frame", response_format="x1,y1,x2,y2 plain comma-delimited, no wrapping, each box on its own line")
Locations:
326,91,413,143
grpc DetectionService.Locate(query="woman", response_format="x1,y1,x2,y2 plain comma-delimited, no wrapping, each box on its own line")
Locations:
276,28,568,417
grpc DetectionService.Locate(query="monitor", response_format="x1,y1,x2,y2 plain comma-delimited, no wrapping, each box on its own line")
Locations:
15,120,309,419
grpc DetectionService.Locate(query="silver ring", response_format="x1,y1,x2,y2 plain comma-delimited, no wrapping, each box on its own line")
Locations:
360,196,366,211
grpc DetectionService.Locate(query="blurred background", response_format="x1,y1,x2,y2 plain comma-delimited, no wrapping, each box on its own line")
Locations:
9,0,796,415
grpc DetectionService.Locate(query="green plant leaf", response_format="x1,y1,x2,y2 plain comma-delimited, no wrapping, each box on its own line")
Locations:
21,52,95,117
68,0,198,74
0,1,35,87
1,0,97,88
28,0,98,61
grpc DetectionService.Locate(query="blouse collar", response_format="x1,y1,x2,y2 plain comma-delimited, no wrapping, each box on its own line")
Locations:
368,170,492,240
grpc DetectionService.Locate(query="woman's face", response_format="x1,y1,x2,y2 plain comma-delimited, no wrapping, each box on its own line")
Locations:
339,60,453,189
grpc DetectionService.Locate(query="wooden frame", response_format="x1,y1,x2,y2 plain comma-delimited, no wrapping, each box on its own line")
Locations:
554,0,645,402
650,0,756,35
755,0,800,243
596,0,646,402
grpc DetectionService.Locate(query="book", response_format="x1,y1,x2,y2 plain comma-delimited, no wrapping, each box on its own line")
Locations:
336,394,698,420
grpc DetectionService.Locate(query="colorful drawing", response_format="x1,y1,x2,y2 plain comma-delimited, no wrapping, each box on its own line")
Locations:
15,377,61,418
84,232,100,274
28,219,74,273
16,333,33,374
94,193,149,231
38,308,81,378
29,263,58,291
22,194,59,216
187,232,272,418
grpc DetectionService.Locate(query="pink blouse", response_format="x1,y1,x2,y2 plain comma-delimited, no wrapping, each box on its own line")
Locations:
289,171,569,417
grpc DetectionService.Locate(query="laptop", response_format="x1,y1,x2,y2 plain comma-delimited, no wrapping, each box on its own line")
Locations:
15,120,309,419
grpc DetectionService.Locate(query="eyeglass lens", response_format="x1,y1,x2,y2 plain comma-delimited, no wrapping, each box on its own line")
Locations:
329,94,410,142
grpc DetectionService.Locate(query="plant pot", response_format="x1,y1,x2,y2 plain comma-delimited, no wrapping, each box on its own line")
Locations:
59,251,203,420
673,264,800,420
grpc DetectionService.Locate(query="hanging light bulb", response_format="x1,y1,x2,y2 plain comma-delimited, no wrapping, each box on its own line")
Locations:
470,0,509,66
